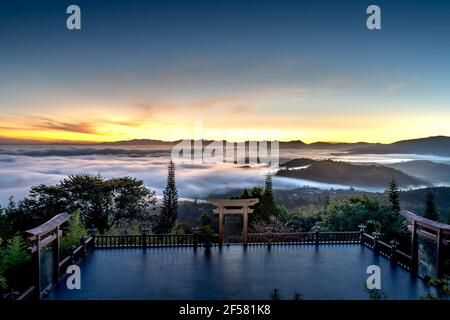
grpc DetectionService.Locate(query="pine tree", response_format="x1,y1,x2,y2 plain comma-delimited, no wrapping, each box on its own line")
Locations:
387,178,400,215
241,189,250,199
61,210,87,255
4,234,31,270
424,190,439,221
261,175,275,220
156,160,179,233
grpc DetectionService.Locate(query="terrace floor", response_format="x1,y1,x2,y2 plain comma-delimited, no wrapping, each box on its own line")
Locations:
46,244,431,300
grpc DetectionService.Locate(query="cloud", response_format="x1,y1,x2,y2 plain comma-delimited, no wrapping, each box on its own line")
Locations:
194,95,248,110
386,82,408,92
27,117,96,134
228,105,256,114
193,86,309,112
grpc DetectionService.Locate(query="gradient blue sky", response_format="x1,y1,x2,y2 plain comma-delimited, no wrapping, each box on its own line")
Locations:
0,0,449,142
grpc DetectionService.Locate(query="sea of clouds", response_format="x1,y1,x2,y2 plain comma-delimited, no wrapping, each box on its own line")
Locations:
0,146,347,206
1,144,449,206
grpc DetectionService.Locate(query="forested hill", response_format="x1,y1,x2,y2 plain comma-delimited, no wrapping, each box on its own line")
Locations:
277,159,430,188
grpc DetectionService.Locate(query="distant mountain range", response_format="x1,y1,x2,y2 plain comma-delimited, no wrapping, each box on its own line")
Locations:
1,135,450,157
101,135,450,156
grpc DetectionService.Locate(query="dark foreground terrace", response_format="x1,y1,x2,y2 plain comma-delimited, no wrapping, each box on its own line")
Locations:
46,244,429,300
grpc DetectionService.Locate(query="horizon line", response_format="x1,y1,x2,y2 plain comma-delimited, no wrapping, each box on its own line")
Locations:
0,135,448,146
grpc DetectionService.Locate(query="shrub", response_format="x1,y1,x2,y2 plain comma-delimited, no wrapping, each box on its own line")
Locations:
60,210,87,256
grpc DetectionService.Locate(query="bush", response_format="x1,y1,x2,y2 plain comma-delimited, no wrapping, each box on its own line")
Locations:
60,210,87,256
2,234,31,291
0,240,7,290
198,213,214,238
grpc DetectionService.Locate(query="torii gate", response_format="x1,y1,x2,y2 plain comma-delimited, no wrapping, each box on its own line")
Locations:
208,198,259,244
26,212,71,299
401,210,450,278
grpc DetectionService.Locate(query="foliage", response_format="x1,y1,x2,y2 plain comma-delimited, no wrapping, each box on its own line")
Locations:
0,274,6,291
60,210,87,256
4,235,31,271
260,175,276,220
292,291,303,300
0,206,8,241
424,190,439,221
366,287,388,300
426,278,450,296
419,293,438,300
235,178,289,227
285,206,321,232
320,195,406,241
1,234,31,291
198,213,214,238
3,174,156,235
155,160,179,233
270,288,280,300
0,239,6,290
252,215,292,233
387,178,401,215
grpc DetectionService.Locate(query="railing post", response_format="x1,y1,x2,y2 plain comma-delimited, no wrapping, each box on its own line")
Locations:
80,236,87,256
32,236,41,300
312,225,320,245
53,227,60,283
436,229,445,278
372,232,381,253
389,239,399,263
265,227,273,247
141,226,148,248
70,245,77,264
410,221,419,276
358,224,367,243
192,227,199,249
88,228,97,249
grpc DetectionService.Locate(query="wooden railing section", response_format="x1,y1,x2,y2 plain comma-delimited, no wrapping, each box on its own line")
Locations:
361,232,412,271
17,235,95,301
94,233,220,248
247,231,361,245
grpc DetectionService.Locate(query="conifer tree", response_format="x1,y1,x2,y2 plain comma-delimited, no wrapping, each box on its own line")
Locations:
156,160,179,233
387,178,400,215
424,190,439,221
261,175,276,220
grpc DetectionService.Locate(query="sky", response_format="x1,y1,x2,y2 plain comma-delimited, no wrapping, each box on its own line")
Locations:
0,0,449,143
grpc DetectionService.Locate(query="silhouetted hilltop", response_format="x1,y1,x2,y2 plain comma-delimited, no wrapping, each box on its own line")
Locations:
347,136,450,156
387,160,450,184
277,159,430,188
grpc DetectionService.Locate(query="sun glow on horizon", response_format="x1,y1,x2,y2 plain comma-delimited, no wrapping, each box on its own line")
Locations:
1,111,449,144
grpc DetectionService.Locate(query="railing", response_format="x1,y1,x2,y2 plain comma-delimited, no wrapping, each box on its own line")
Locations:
248,231,360,245
16,235,95,301
395,250,412,271
94,233,220,248
361,233,375,248
361,232,412,271
15,286,36,301
319,232,361,243
58,236,94,279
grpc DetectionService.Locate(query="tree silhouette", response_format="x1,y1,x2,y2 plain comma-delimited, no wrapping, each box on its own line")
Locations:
387,178,400,215
424,190,439,221
261,175,276,220
156,160,179,233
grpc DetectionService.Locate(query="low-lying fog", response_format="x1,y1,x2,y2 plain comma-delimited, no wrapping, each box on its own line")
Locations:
1,144,449,206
